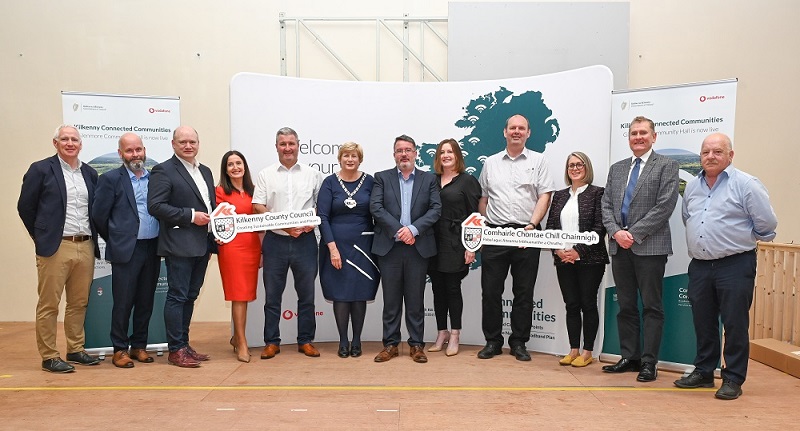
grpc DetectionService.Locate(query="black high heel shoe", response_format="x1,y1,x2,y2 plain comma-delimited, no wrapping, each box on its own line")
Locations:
349,344,362,357
338,345,350,358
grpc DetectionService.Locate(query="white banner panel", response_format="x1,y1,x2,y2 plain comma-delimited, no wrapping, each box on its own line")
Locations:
62,92,180,353
606,80,737,367
231,66,612,353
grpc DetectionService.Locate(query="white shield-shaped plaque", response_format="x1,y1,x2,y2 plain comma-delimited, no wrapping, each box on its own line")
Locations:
213,217,236,243
462,227,483,253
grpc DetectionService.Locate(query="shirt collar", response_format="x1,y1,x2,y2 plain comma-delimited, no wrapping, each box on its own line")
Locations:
569,184,589,196
57,155,82,171
125,166,150,180
633,148,653,164
177,156,198,171
503,147,529,160
397,167,416,179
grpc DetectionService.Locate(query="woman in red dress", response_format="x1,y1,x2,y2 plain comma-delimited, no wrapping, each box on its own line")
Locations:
216,151,261,362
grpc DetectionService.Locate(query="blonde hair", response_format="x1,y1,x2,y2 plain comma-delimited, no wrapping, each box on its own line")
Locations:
563,151,594,186
338,142,363,162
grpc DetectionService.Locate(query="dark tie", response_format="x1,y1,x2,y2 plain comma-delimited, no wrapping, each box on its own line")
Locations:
621,157,641,227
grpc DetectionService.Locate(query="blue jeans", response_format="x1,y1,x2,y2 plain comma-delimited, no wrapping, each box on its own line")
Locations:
262,231,318,345
164,255,209,352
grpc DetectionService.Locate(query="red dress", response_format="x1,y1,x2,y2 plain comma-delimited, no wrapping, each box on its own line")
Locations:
215,186,261,301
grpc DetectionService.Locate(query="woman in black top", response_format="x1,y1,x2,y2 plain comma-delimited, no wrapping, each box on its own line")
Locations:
546,151,609,367
427,139,481,356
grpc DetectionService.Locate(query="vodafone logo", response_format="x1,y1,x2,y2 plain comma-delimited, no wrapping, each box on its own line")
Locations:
699,95,725,102
148,107,172,113
282,310,296,320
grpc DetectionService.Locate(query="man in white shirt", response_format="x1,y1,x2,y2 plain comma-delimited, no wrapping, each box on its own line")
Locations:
477,114,555,361
18,124,102,372
253,127,323,360
148,126,216,368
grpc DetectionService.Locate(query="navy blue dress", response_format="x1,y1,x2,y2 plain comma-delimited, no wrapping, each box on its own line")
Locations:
318,173,380,301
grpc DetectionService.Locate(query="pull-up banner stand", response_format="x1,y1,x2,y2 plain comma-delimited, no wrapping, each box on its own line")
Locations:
62,91,180,357
604,79,738,372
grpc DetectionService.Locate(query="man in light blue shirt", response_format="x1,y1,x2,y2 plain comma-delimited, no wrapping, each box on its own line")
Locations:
370,134,441,364
93,133,160,368
675,132,777,400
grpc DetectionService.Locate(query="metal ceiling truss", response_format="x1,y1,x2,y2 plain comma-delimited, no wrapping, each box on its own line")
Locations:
279,13,448,82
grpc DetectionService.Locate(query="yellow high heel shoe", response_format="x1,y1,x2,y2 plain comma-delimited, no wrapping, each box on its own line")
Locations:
428,330,450,352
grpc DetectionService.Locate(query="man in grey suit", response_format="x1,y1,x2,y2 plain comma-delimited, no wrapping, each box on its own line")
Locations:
601,115,679,382
92,133,160,368
148,126,216,368
370,134,441,363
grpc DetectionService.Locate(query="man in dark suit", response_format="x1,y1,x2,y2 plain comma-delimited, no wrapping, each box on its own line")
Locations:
601,115,679,382
18,124,102,373
92,133,160,368
148,126,216,368
370,134,441,364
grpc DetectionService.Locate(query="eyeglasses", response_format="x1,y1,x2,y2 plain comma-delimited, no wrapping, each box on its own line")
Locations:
568,162,585,170
394,148,416,154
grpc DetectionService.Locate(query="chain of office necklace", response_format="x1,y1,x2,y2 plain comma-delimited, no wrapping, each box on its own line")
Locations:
337,172,366,209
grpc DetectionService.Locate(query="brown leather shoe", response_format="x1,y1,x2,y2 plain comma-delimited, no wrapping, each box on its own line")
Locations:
129,348,154,363
374,345,399,363
261,344,281,359
112,350,134,368
186,345,210,361
167,347,201,368
410,345,428,363
298,343,320,357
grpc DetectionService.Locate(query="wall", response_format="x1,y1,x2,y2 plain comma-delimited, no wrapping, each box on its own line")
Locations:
2,0,798,322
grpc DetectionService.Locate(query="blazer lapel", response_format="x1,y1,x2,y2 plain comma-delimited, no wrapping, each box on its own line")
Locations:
632,153,659,198
389,170,401,209
50,156,68,211
410,168,423,209
172,155,205,205
119,166,137,214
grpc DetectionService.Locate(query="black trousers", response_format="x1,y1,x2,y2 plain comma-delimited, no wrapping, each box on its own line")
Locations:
110,238,160,352
378,243,428,347
480,245,540,347
555,263,606,351
611,248,667,364
429,269,468,330
688,250,756,385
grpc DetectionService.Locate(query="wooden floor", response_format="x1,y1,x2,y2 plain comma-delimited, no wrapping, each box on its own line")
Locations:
1,322,798,430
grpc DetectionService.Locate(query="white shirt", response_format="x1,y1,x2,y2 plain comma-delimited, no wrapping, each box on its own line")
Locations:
59,157,91,236
177,157,212,222
252,162,323,235
478,147,555,225
560,184,588,251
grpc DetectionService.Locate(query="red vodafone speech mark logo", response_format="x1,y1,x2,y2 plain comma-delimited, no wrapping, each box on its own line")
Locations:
282,310,296,320
699,96,707,102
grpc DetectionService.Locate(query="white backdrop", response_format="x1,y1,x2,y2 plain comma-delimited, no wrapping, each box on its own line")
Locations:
230,66,612,353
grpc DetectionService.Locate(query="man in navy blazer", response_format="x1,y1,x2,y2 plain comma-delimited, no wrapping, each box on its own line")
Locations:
18,124,101,373
601,116,679,382
92,133,160,368
147,126,216,368
370,134,441,364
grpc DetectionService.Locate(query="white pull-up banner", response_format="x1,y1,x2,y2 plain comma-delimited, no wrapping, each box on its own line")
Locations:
605,79,738,370
62,91,180,355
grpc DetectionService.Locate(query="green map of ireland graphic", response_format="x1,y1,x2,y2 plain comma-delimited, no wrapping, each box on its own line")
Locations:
418,86,560,178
